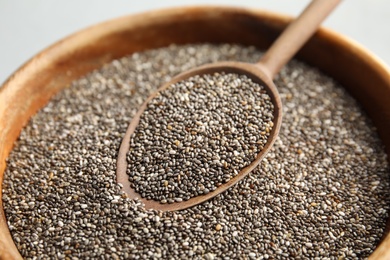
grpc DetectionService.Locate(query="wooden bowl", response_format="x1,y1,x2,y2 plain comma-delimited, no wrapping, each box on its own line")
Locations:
0,6,389,259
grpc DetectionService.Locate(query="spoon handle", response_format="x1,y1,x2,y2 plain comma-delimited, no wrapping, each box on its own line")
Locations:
258,0,341,78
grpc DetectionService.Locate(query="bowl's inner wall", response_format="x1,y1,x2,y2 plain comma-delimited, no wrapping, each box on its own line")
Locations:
0,7,389,259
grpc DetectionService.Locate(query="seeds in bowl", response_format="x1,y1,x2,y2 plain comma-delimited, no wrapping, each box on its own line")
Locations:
2,44,390,259
127,72,274,203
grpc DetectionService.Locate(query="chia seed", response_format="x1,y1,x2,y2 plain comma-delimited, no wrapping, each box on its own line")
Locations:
2,44,390,259
127,72,274,202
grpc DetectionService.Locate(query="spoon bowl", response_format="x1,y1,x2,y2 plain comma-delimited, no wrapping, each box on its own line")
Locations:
116,61,282,211
117,0,341,211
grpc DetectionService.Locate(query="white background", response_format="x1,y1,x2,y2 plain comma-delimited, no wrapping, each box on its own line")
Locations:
1,0,389,85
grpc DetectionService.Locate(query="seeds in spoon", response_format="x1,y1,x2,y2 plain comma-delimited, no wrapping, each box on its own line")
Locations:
127,72,274,203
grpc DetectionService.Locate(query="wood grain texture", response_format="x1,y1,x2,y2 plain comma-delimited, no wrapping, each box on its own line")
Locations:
0,6,389,259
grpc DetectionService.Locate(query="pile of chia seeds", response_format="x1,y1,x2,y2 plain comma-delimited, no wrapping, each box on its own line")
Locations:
127,72,274,203
2,44,390,259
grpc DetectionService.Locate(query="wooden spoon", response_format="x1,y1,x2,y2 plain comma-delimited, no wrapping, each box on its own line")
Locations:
117,0,341,211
